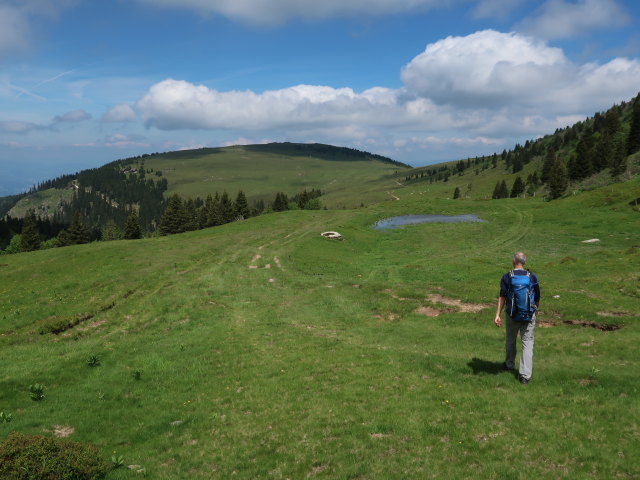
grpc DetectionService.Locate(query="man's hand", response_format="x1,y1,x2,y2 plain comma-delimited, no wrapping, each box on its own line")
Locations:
494,315,502,327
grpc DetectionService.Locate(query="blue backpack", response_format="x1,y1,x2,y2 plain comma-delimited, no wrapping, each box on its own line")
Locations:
506,270,537,322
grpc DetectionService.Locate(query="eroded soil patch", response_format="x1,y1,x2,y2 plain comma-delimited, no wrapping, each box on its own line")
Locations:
562,319,622,331
384,289,490,318
538,319,623,331
426,294,491,313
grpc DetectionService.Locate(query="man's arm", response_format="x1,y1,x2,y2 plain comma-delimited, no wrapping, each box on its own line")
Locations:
494,296,505,327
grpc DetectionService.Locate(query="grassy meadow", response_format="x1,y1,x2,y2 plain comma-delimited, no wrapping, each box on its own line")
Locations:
1,172,639,478
144,145,406,208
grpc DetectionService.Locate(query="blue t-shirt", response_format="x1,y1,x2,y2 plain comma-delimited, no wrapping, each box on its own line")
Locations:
500,268,540,303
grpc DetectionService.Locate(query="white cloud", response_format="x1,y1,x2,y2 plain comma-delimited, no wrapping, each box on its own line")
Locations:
401,30,569,108
134,30,640,162
135,0,447,25
0,1,76,60
137,80,412,131
0,120,40,134
101,104,137,123
53,109,92,123
517,0,629,40
0,4,30,58
401,30,640,112
73,133,149,148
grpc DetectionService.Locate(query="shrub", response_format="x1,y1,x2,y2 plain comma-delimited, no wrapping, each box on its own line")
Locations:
86,355,100,367
0,432,108,480
29,384,45,401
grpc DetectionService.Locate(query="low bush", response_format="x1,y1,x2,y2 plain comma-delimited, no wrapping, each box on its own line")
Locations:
0,432,108,480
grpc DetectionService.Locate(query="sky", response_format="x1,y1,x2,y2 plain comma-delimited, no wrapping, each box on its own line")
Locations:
1,0,639,195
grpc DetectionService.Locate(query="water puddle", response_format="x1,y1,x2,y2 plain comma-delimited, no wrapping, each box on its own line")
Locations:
373,214,486,230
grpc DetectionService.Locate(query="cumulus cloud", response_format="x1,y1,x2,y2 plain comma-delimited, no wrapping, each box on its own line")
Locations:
135,30,640,151
101,104,137,123
517,0,629,40
135,0,445,25
137,80,414,131
401,30,569,108
401,30,640,112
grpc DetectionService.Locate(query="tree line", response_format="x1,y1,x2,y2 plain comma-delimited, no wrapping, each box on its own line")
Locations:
413,92,640,201
1,187,324,254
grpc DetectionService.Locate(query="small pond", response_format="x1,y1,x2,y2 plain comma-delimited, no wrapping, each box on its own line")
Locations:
373,214,486,231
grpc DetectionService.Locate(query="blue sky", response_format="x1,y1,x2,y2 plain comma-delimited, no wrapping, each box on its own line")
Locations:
1,0,639,195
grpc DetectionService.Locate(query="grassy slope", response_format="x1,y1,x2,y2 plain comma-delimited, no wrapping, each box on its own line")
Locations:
7,188,74,219
144,145,406,208
0,174,639,479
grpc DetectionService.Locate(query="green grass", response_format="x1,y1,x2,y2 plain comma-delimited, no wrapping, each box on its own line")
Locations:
1,175,639,479
7,188,74,219
144,145,407,208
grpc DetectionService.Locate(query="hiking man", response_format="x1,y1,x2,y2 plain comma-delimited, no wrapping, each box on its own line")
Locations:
494,252,540,384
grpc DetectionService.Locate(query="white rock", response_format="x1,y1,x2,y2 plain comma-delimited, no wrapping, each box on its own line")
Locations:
582,239,600,243
321,231,343,240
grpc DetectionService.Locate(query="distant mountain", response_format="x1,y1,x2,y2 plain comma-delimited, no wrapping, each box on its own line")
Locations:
0,143,410,249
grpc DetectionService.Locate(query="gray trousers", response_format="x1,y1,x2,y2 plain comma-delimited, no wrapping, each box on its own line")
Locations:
505,314,535,380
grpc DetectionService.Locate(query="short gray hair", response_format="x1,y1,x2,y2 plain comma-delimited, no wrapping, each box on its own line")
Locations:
514,252,527,265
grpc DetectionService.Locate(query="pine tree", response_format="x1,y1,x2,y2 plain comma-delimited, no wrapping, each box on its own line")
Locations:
209,192,224,226
159,194,187,235
627,95,640,155
102,220,123,241
499,180,509,198
609,135,627,178
510,177,525,198
57,230,72,247
592,132,613,172
68,212,91,244
492,181,502,199
272,192,289,211
124,211,142,239
548,157,569,199
184,198,198,231
453,187,460,199
219,192,235,223
541,148,556,184
492,180,508,199
20,210,41,252
200,194,214,228
575,130,594,179
235,190,250,218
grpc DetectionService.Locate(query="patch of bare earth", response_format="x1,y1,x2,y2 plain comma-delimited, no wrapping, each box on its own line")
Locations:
308,464,330,477
53,425,75,438
563,319,622,331
373,312,399,322
77,319,107,332
426,294,491,313
415,306,442,317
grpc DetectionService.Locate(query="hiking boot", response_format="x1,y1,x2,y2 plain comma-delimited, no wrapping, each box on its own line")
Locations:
502,362,514,371
518,375,529,385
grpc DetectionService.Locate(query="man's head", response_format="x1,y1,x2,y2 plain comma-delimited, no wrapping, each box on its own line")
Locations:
513,252,526,267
